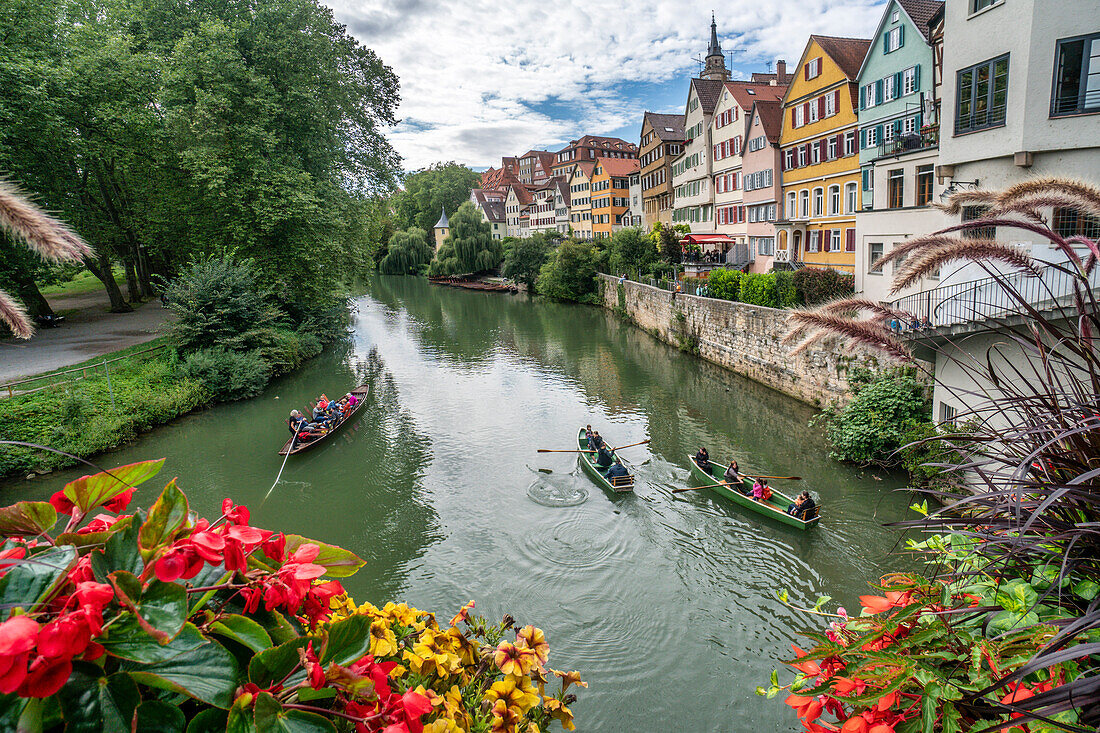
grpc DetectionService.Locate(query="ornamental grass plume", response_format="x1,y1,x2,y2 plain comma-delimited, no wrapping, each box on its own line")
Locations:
0,180,93,339
892,239,1038,293
786,310,911,362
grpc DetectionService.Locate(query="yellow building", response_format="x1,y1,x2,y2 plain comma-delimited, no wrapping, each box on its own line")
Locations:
775,35,871,273
567,161,596,240
590,157,640,239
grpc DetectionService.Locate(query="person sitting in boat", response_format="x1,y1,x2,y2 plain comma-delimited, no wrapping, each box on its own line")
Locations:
724,460,744,490
589,431,605,451
585,425,594,444
288,410,312,434
695,447,710,471
787,491,817,520
752,479,772,502
595,445,614,470
605,457,629,481
346,392,359,408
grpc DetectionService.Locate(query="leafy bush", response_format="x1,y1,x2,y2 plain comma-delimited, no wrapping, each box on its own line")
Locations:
0,461,585,732
899,420,975,493
179,347,270,401
261,329,324,374
607,227,655,275
792,267,855,307
166,255,282,353
813,368,930,464
428,202,501,276
773,270,796,307
537,241,604,303
707,268,743,300
502,233,551,289
378,227,433,275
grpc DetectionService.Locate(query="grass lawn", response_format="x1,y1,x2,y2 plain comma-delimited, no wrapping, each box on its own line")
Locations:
5,337,171,391
39,267,125,298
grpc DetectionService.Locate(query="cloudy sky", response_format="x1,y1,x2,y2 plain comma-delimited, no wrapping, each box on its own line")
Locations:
327,0,885,170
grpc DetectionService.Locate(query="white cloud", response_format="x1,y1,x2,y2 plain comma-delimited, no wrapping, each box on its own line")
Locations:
327,0,884,169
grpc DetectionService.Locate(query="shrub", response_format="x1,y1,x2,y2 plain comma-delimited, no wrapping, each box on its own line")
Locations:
502,233,551,289
537,241,604,303
792,267,854,306
608,227,654,275
900,420,974,493
179,347,270,401
0,462,585,731
429,201,501,275
261,328,324,374
813,367,930,465
165,255,282,353
773,270,796,307
378,227,433,275
707,268,743,300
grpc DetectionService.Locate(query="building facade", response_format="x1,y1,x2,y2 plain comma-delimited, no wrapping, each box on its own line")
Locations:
742,100,786,273
776,35,871,272
567,161,596,240
505,183,533,238
854,0,946,303
639,112,685,228
551,135,638,180
590,157,640,239
671,77,724,229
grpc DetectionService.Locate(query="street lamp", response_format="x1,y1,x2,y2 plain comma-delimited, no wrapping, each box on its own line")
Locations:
940,179,980,201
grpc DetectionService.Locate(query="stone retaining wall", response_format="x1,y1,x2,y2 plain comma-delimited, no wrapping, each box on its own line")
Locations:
599,274,880,406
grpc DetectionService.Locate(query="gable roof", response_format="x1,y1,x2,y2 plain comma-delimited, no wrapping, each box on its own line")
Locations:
570,160,597,180
593,157,640,177
574,134,638,153
553,179,570,206
810,35,873,81
751,70,794,85
643,112,686,142
507,183,533,205
690,78,725,115
898,0,943,42
723,81,787,111
749,100,784,144
481,200,505,223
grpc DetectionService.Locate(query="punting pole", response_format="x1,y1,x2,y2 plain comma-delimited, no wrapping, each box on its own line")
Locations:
263,431,297,504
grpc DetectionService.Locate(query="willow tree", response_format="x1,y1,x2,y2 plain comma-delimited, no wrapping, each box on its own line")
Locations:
428,202,501,277
379,227,432,275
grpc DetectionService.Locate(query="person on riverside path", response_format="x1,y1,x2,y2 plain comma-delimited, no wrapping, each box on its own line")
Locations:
695,447,710,471
595,445,614,470
605,457,629,481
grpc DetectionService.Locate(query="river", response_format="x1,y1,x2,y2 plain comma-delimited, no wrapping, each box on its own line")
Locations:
3,275,914,731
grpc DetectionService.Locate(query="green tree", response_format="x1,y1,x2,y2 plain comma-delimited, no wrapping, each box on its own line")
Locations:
428,202,501,276
392,163,481,232
652,223,683,264
502,233,551,289
607,227,654,275
379,227,433,275
537,240,604,303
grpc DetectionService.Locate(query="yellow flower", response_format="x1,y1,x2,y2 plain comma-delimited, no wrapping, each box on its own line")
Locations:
484,676,540,716
515,625,549,667
494,642,537,676
550,669,587,693
388,663,407,678
441,684,465,721
411,629,461,677
490,698,521,733
425,720,463,733
449,599,475,627
356,600,382,618
382,602,420,627
369,619,399,658
544,698,576,731
442,626,480,666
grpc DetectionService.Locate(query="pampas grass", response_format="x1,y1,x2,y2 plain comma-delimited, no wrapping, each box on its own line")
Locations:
0,180,93,339
787,310,912,362
893,240,1038,293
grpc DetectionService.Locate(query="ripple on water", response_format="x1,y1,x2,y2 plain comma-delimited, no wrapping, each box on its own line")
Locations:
525,473,589,508
513,507,633,571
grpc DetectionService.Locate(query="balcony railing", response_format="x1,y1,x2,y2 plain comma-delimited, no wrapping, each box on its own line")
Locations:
888,263,1100,329
876,128,938,158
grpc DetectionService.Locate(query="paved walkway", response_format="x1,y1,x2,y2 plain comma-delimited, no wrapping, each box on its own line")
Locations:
0,290,172,383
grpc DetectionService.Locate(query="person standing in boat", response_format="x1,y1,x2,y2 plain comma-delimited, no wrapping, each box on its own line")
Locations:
695,447,710,471
605,457,629,481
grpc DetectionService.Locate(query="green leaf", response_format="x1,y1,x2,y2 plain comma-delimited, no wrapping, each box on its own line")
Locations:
0,695,28,732
57,515,135,549
0,502,57,537
253,693,336,733
184,709,228,733
133,701,186,733
139,479,189,556
16,697,44,733
249,638,310,688
777,589,788,604
187,566,233,615
121,624,239,708
63,459,165,515
296,688,336,703
103,616,208,664
754,686,767,696
1073,579,1099,601
108,572,188,643
814,595,832,610
921,688,938,733
769,669,778,688
283,535,365,578
225,695,257,733
210,614,273,653
55,665,140,733
0,545,77,611
320,614,371,666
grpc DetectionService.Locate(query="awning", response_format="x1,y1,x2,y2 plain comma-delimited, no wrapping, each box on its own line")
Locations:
682,233,734,244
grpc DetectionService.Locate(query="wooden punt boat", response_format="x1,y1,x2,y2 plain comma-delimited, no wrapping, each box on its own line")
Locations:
277,384,370,455
577,428,634,493
687,455,819,529
427,276,518,293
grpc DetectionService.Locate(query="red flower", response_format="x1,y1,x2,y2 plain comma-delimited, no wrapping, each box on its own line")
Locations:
222,499,250,526
858,591,912,615
76,513,121,535
190,531,226,563
0,616,39,694
1000,682,1036,718
262,533,286,563
0,545,27,578
302,642,325,690
102,488,134,513
48,490,76,515
38,612,92,659
154,544,204,584
17,656,71,698
302,580,344,626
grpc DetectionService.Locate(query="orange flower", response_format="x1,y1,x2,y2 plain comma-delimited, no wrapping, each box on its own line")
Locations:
515,625,549,667
494,641,536,676
858,591,911,615
841,715,868,733
449,600,474,627
790,645,821,676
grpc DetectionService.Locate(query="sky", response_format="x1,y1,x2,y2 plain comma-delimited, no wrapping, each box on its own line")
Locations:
326,0,886,171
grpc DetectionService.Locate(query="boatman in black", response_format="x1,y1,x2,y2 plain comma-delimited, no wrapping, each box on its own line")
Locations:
695,447,710,471
595,445,614,470
605,457,629,481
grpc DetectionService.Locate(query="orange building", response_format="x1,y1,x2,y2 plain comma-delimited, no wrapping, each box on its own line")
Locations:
775,35,871,272
589,157,640,239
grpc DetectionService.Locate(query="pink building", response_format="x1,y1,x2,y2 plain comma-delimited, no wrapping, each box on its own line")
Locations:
741,99,785,273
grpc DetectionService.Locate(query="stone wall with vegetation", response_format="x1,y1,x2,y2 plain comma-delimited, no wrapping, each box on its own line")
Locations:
600,274,878,406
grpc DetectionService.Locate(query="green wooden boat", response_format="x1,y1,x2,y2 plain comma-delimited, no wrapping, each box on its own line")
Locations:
687,455,820,529
578,428,634,493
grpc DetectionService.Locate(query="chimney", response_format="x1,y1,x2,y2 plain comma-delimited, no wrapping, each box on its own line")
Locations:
776,60,787,81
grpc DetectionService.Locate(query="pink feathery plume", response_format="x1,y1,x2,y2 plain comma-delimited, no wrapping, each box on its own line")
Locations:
870,235,973,274
0,289,33,339
995,177,1100,217
787,311,912,362
0,180,93,262
818,297,913,321
893,240,1039,294
935,188,999,217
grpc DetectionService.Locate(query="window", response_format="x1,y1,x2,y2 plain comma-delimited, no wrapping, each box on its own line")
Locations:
827,137,838,160
962,205,996,239
806,57,822,79
940,402,957,425
846,182,858,213
798,146,807,166
758,237,775,256
868,242,884,272
865,126,878,148
887,169,904,208
885,26,903,53
891,10,900,22
844,131,856,156
883,122,895,143
916,165,934,206
809,99,820,122
799,190,810,219
883,74,896,101
786,191,797,219
902,66,918,95
863,83,878,108
903,116,918,135
971,0,1001,13
811,142,821,164
794,106,805,127
1053,208,1100,238
828,185,841,215
813,188,824,217
1052,33,1100,116
956,55,1009,134
808,230,821,252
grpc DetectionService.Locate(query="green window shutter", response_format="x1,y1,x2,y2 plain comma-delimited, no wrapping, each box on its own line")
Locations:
875,79,883,100
883,33,889,53
895,72,903,93
913,64,920,89
898,24,904,47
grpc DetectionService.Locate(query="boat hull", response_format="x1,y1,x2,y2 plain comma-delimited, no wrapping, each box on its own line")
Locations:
578,428,634,493
278,384,370,455
687,455,819,529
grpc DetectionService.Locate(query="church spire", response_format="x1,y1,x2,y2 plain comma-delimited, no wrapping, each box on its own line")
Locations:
701,13,730,81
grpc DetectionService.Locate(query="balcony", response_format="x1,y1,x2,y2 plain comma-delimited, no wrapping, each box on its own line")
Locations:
875,127,938,159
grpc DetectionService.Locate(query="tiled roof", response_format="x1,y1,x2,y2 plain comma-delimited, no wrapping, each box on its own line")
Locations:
691,78,725,115
723,81,787,111
554,179,570,206
751,100,784,144
508,183,533,205
644,112,686,141
750,71,794,85
574,135,638,153
811,35,873,80
897,0,943,42
571,160,597,179
483,200,505,223
594,157,640,176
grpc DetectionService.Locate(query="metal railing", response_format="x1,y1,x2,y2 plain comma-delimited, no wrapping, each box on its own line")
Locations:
1,344,167,399
888,264,1100,329
876,128,938,158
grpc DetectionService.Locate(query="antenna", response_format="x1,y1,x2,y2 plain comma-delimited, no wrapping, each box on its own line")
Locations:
766,60,773,72
692,55,705,74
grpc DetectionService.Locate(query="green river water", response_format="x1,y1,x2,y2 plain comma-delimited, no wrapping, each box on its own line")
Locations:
3,275,914,731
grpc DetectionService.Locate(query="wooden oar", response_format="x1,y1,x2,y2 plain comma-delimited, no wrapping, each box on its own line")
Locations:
750,475,802,481
537,449,596,453
611,439,650,451
673,481,734,494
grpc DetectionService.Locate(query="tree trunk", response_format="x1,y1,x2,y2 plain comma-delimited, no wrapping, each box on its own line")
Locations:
83,253,133,313
123,256,141,303
11,272,55,319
